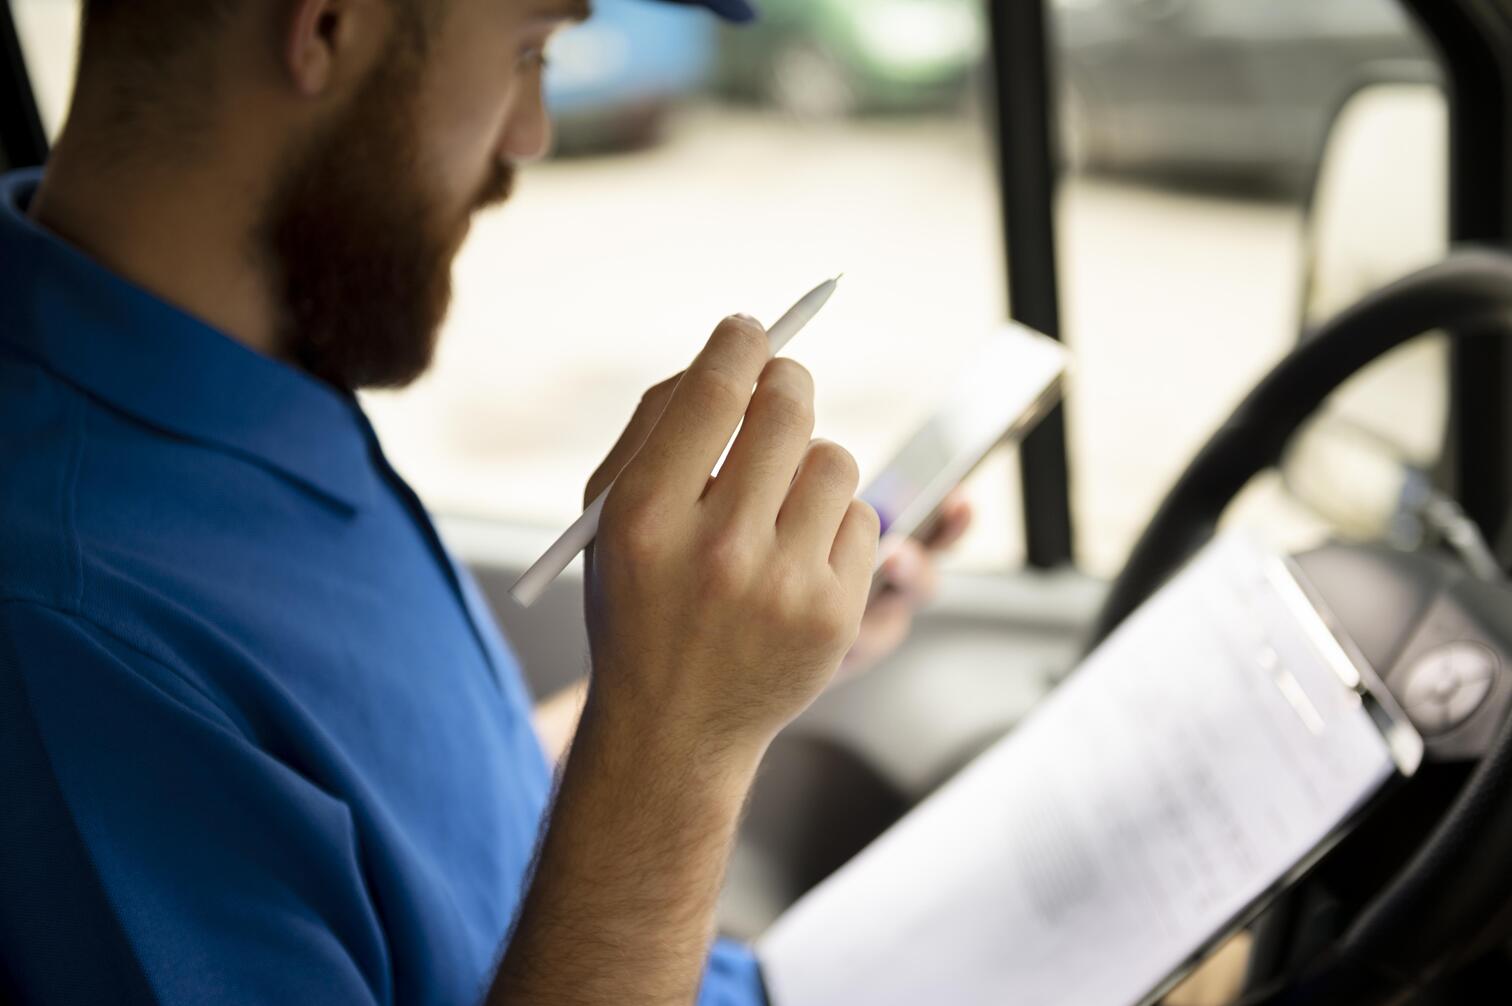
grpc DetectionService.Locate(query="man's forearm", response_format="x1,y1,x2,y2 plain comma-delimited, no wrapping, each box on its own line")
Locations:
489,691,762,1006
533,679,588,765
493,314,879,1003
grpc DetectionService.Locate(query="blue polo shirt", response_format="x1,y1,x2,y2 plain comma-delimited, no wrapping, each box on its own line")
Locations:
0,168,765,1006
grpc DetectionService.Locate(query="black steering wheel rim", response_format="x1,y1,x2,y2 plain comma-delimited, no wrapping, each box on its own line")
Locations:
1084,250,1512,1003
1088,250,1512,651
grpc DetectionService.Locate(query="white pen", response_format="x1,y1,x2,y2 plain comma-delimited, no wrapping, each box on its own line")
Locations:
509,276,842,608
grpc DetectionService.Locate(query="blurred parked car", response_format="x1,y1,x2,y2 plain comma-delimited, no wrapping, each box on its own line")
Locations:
544,0,717,154
1055,0,1438,190
717,0,987,118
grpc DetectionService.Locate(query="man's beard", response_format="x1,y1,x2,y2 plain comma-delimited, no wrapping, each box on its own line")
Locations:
260,40,516,392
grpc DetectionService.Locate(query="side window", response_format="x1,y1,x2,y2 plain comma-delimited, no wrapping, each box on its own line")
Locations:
1050,0,1446,574
9,0,1451,579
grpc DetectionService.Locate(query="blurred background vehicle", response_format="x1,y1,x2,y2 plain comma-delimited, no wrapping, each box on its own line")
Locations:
544,0,718,153
1055,0,1438,191
715,0,987,118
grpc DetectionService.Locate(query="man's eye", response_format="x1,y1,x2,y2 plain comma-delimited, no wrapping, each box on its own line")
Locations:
518,47,549,70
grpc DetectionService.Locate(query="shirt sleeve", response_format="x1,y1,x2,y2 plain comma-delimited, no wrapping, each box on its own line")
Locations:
0,601,392,1005
699,937,770,1006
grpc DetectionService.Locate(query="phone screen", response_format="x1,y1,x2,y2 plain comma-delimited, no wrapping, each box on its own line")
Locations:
863,417,956,536
858,324,1067,554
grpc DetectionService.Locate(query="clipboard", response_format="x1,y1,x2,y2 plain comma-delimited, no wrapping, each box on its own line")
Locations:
758,533,1423,1006
1134,544,1423,1005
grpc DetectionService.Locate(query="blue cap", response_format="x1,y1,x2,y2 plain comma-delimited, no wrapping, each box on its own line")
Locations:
653,0,757,23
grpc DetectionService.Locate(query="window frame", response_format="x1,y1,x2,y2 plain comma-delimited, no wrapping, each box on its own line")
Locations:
1404,0,1512,554
0,1,45,172
988,0,1076,570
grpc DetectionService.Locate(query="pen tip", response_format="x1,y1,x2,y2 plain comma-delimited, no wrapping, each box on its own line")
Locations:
832,273,844,285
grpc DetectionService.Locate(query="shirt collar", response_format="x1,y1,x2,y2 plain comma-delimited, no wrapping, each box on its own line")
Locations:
0,168,377,512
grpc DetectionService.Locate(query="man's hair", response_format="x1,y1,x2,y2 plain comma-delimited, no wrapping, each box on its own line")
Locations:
69,0,437,155
75,1,432,108
78,1,238,82
67,1,239,144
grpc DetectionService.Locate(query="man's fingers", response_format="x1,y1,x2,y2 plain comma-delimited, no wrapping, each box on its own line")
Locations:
706,357,815,523
584,371,683,507
778,439,862,559
878,539,939,606
830,497,882,596
921,494,973,551
855,593,912,659
618,316,772,505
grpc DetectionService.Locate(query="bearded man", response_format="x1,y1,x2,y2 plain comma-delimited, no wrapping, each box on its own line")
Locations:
0,1,971,1003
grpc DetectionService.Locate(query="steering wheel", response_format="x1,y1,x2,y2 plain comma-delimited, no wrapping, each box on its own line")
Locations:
1084,250,1512,1003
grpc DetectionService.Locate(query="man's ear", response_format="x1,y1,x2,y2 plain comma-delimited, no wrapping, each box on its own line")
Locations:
283,0,385,97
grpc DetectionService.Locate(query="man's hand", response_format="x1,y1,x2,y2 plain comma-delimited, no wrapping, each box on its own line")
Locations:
837,491,973,681
532,396,976,767
578,318,878,754
491,317,877,1005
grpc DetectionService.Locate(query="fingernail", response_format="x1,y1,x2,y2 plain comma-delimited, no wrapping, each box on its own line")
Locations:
732,313,762,326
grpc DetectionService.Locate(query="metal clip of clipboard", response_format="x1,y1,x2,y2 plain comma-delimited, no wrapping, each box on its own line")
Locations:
1132,545,1427,1006
1272,552,1425,778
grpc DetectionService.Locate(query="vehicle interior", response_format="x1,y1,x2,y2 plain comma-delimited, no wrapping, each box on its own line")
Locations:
5,0,1512,1002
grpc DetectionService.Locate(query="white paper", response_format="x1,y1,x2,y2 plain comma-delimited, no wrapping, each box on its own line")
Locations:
759,535,1407,1006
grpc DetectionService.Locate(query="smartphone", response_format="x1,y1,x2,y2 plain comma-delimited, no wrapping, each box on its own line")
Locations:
860,322,1067,588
